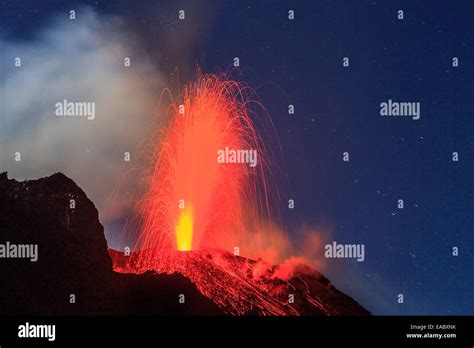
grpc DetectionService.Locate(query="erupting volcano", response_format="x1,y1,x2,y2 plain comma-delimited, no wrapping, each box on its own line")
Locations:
131,73,277,266
111,74,369,316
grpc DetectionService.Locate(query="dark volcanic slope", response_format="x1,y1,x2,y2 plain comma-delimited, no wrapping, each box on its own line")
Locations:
0,172,222,315
111,248,370,316
0,172,369,316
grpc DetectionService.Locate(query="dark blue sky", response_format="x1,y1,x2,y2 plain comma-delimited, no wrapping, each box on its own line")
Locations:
2,0,473,315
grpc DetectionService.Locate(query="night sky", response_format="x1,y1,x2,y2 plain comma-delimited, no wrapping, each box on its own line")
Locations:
1,0,473,315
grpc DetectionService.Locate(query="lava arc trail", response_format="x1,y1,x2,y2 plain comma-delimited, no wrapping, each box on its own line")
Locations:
131,73,278,272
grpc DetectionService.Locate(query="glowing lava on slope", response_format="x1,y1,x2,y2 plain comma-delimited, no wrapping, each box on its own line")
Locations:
110,247,370,315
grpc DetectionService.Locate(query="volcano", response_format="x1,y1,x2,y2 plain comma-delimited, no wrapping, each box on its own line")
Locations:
0,172,369,316
111,247,370,315
103,74,369,316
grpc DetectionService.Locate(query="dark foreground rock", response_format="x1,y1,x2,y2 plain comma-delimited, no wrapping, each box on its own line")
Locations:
0,172,221,315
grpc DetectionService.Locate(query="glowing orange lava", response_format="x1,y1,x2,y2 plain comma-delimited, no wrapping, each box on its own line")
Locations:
134,73,276,269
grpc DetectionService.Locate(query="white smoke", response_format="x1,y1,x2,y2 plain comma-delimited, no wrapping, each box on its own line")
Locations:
0,8,166,232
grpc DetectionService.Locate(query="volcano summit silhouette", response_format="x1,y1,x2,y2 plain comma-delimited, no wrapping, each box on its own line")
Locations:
0,172,369,316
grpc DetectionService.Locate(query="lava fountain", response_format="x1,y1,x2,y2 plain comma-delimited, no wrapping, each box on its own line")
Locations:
131,73,279,272
108,74,371,316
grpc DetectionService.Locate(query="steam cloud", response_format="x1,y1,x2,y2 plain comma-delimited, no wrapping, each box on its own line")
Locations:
247,222,330,280
0,8,171,240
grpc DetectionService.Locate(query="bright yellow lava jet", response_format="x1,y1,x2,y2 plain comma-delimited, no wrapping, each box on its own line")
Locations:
176,206,193,251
